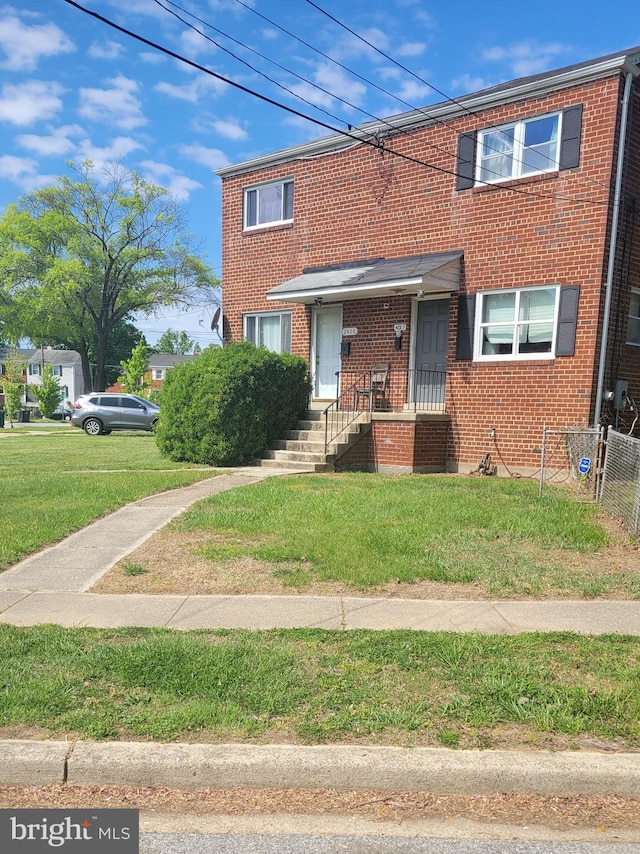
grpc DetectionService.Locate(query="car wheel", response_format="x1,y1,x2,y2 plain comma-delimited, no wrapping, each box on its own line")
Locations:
150,418,158,432
84,418,103,436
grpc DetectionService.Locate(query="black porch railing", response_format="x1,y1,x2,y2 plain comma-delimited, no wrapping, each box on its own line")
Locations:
323,368,447,451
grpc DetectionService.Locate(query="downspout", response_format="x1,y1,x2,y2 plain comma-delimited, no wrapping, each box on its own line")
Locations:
594,69,634,425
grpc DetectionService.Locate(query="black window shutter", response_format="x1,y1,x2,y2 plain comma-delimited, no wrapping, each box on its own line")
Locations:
456,294,476,360
559,105,583,170
456,132,477,190
556,285,580,356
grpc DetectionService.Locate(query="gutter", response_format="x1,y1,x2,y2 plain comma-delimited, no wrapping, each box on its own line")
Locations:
594,69,636,426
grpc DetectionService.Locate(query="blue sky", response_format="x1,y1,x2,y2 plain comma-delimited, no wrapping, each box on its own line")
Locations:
1,0,639,348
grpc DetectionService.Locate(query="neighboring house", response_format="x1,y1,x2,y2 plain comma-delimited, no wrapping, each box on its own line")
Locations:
0,347,84,411
106,354,195,393
216,45,640,474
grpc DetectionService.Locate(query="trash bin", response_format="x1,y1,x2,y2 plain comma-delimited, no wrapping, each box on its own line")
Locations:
18,410,30,423
0,410,4,428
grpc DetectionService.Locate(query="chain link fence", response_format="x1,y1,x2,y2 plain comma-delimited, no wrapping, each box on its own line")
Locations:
539,427,604,499
600,429,640,536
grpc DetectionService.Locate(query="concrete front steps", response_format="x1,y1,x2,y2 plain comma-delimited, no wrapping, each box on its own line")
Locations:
255,409,370,472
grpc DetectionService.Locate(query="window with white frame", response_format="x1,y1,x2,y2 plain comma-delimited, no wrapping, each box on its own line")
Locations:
152,368,166,380
28,363,42,376
627,290,640,346
52,365,63,376
244,179,293,229
477,113,560,184
475,286,559,360
244,311,292,353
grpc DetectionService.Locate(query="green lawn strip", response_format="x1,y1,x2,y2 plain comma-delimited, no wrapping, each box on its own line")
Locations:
173,473,637,598
0,433,219,569
0,625,638,748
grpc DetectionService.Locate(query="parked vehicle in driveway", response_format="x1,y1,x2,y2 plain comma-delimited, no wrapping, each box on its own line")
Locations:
71,393,160,435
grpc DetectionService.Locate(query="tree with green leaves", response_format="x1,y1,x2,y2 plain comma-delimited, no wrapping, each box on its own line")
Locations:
32,364,62,418
118,340,151,395
1,349,26,425
155,328,195,355
0,161,219,391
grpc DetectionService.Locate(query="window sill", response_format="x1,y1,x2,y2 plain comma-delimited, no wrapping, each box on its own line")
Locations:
472,171,560,194
243,222,294,235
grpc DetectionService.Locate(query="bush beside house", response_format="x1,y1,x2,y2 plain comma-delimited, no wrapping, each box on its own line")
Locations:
156,341,311,466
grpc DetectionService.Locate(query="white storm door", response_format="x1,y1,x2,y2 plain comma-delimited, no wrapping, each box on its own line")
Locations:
314,305,342,399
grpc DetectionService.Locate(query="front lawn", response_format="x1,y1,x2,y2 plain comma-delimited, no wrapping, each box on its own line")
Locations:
0,431,218,570
0,624,638,750
140,473,638,599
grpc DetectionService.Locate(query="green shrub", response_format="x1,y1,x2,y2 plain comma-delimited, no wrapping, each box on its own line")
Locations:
156,341,311,465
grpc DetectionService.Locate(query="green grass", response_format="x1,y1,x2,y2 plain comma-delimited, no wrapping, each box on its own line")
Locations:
0,624,638,748
0,432,219,570
173,473,638,598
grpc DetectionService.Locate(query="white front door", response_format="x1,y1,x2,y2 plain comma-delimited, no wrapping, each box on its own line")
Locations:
313,305,342,399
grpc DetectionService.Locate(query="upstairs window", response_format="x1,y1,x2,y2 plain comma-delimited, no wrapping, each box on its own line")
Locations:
244,311,292,354
52,365,63,376
244,179,294,229
475,286,559,360
478,113,560,184
152,368,166,380
456,105,583,191
627,290,640,346
28,363,41,376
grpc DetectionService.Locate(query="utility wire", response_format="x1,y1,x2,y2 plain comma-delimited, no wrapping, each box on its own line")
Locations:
303,0,613,192
155,0,460,166
62,0,608,206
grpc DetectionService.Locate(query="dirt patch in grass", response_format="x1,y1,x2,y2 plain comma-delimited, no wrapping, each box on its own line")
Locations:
90,514,640,599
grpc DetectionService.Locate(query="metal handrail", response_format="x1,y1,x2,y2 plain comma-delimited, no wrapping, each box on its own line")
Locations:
323,372,369,452
323,368,448,451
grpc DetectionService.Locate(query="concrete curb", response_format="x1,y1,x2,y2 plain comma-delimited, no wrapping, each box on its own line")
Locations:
1,741,639,797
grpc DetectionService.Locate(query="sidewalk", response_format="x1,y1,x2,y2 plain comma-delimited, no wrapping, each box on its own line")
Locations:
1,464,640,800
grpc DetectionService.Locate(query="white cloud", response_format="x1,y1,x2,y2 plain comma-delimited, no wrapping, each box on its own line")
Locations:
180,144,230,170
290,63,367,112
139,160,203,201
16,124,84,156
0,80,65,126
0,154,37,181
88,40,125,60
0,154,56,192
211,120,247,141
155,75,227,103
140,51,165,64
79,76,147,130
450,72,493,94
75,136,144,172
396,42,427,58
179,27,216,58
482,41,570,78
0,12,74,71
393,79,432,104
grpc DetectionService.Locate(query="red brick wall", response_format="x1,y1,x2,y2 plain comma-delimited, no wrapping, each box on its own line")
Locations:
220,72,640,471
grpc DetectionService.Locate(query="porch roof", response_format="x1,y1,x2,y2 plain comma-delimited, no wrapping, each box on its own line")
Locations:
266,250,463,304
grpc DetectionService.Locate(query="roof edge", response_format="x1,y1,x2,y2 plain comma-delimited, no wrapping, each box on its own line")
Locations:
215,48,640,180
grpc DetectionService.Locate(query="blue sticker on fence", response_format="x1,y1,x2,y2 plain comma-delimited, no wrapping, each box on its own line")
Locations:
579,458,591,474
0,809,138,852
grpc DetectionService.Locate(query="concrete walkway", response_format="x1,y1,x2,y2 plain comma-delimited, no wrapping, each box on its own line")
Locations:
1,463,640,803
0,464,639,635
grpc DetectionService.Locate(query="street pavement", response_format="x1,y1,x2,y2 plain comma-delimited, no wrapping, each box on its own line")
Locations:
0,461,639,804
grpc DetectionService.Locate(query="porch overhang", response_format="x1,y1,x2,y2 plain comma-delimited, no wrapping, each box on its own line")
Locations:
266,251,463,304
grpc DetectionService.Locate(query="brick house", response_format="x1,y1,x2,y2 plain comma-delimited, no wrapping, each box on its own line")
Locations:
216,46,640,474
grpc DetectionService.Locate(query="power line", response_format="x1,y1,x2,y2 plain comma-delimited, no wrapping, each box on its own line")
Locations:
62,0,609,207
303,0,612,193
154,0,466,168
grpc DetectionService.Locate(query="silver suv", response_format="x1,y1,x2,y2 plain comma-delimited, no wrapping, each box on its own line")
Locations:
71,393,160,435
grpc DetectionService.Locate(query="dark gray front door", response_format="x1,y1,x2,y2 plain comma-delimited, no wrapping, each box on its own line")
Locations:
415,298,449,407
